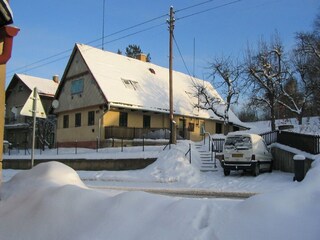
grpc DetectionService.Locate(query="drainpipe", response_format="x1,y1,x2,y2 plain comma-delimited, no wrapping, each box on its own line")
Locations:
98,102,110,149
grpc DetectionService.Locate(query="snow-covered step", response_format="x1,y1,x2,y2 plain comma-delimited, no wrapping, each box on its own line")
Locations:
193,142,218,172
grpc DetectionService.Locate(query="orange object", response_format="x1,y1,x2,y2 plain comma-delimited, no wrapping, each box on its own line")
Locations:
0,25,19,64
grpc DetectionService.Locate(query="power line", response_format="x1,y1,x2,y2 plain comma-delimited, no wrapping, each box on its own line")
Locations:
176,0,241,21
173,34,197,85
94,22,167,49
7,14,168,77
7,0,242,77
176,0,217,13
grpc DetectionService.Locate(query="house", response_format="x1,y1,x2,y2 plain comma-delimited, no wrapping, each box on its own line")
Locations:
5,73,59,148
53,43,246,148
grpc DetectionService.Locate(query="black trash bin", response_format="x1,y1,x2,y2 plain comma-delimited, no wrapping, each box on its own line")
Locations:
293,155,305,182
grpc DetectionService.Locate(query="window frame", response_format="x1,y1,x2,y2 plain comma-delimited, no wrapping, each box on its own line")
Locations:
88,111,95,126
63,115,69,128
119,112,128,127
75,113,81,127
71,78,84,95
143,115,151,128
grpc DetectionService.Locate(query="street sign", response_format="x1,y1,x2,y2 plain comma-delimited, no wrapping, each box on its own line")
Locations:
20,88,47,119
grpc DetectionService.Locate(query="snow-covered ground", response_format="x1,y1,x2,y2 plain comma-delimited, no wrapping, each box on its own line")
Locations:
3,141,296,194
0,149,319,239
1,117,319,239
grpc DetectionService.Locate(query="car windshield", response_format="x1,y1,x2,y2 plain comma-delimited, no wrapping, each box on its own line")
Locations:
224,136,252,150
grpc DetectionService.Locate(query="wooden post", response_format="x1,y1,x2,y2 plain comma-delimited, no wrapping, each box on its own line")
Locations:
168,6,176,144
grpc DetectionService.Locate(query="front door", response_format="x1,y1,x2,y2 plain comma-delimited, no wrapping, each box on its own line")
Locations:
179,118,186,139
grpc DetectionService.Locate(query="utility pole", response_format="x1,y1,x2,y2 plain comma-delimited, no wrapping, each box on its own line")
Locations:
168,6,176,144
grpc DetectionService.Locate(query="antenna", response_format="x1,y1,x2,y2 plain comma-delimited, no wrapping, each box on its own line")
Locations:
102,0,106,50
193,37,196,77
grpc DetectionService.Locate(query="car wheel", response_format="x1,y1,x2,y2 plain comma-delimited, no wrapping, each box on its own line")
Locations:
224,169,230,176
253,163,259,177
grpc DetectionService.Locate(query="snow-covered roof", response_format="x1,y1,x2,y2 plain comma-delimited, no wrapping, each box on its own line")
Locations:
76,44,245,127
16,74,59,97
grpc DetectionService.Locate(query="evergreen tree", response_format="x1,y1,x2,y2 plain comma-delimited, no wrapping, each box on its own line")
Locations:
125,44,151,62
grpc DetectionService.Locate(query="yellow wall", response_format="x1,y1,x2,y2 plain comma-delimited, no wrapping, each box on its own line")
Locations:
57,107,103,142
58,107,235,143
103,110,168,129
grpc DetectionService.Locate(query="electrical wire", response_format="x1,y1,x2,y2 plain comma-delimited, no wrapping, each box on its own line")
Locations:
94,22,167,49
176,0,241,21
7,14,168,77
175,0,217,13
7,0,242,78
173,34,197,85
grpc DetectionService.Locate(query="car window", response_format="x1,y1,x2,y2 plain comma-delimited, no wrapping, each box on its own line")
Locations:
224,136,252,149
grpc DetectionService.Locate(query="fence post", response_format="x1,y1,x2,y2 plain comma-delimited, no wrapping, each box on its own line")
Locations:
189,143,191,164
96,137,99,152
121,138,123,152
143,138,145,152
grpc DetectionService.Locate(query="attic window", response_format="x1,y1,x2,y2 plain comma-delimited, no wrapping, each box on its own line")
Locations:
71,78,84,95
122,78,141,91
148,68,156,74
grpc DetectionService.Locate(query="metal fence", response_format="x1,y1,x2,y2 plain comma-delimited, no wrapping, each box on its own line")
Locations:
211,130,320,155
212,138,225,153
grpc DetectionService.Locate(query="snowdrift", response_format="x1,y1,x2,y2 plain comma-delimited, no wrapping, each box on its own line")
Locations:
0,159,320,240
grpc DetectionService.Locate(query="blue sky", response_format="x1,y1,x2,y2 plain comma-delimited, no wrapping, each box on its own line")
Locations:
6,0,320,87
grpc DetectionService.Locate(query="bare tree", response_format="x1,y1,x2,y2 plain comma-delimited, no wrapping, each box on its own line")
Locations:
280,48,315,124
294,13,320,115
194,57,242,134
244,35,289,131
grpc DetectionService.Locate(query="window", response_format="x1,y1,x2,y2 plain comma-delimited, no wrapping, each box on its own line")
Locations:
121,78,140,91
216,123,222,134
75,113,81,127
119,112,128,127
143,115,151,128
188,123,195,132
18,85,24,92
88,111,95,126
71,79,84,95
63,115,69,128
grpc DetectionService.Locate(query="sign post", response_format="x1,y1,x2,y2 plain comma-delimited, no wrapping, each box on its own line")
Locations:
20,87,47,167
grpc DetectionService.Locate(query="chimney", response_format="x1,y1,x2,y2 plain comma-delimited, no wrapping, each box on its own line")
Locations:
136,53,147,62
52,75,59,83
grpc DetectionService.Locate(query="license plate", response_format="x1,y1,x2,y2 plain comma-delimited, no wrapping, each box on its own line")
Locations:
232,153,243,158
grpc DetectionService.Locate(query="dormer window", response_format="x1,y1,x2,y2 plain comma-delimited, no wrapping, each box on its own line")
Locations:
122,78,140,91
